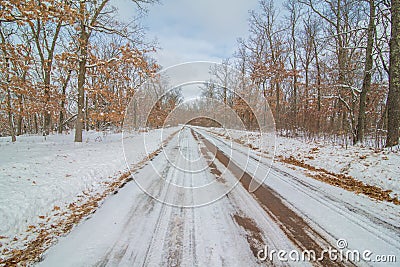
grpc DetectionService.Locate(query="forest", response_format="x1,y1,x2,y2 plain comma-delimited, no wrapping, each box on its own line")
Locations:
227,0,399,148
1,0,399,148
0,0,158,142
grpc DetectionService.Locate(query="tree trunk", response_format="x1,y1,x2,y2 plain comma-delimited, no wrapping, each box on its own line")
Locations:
75,45,87,142
304,64,309,126
75,1,88,142
17,94,23,136
58,70,71,134
275,82,280,129
58,110,64,134
34,113,38,134
85,94,89,131
336,0,345,133
356,0,375,144
1,31,16,142
6,87,16,142
386,0,400,147
43,70,51,136
74,0,109,142
313,36,322,132
291,21,298,129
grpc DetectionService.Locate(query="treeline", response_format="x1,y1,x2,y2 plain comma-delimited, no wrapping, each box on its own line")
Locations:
0,0,157,142
228,0,399,147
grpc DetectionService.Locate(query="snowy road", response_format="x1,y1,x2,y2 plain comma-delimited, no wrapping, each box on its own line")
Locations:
37,127,399,266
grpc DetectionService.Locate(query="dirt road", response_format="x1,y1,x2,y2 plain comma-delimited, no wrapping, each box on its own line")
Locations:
37,127,400,266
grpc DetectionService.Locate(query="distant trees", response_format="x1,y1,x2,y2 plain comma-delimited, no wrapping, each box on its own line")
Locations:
147,86,183,128
0,0,157,142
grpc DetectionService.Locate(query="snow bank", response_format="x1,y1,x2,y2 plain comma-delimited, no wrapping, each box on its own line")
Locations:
0,128,176,253
209,128,400,198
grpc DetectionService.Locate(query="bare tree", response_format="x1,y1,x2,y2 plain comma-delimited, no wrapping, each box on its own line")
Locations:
355,0,376,143
74,0,155,142
386,0,400,147
245,0,289,129
0,27,16,142
285,0,302,129
25,1,74,136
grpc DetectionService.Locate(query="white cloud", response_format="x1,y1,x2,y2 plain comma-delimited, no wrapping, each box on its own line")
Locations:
155,35,223,66
112,0,261,68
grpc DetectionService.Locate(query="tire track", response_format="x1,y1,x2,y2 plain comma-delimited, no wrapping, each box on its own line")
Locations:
144,128,198,266
141,157,178,266
195,129,347,266
97,143,178,266
185,133,198,266
193,129,290,266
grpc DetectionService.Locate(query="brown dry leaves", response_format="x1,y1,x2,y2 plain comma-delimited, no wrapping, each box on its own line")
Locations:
281,156,399,205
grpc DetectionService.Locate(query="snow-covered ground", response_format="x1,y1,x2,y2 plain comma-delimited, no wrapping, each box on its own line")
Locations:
37,127,300,267
209,128,400,198
35,127,400,266
0,128,176,261
1,126,399,266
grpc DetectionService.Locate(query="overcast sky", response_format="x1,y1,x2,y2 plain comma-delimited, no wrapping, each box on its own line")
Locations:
112,0,266,68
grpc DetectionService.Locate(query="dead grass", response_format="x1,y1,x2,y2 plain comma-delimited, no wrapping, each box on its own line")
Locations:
281,156,399,205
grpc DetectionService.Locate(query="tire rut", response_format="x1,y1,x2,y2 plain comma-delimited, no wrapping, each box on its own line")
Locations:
196,130,347,267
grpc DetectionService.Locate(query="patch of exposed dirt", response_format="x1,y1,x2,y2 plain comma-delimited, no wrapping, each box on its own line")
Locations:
232,214,265,258
191,129,226,183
